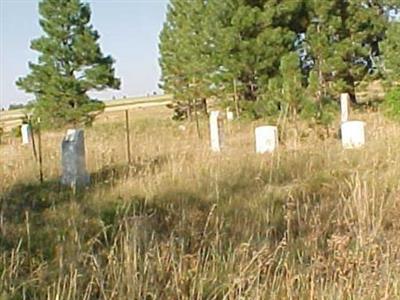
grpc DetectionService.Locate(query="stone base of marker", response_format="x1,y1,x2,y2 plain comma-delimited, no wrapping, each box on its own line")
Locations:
21,124,31,145
61,129,90,187
341,121,365,149
255,126,278,153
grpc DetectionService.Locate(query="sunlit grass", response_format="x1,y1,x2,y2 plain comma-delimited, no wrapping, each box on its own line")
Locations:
1,111,399,299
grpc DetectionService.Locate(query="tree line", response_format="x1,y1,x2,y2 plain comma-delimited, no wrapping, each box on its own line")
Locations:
14,0,400,128
159,0,400,122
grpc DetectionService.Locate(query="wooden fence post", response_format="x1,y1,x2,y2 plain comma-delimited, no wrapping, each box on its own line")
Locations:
125,110,132,164
37,118,43,183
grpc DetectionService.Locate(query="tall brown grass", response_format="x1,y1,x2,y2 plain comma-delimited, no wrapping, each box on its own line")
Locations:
0,110,399,299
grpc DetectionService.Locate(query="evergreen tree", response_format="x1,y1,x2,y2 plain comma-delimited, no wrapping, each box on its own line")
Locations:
279,53,307,118
206,0,265,101
159,0,191,106
159,0,396,121
159,0,211,120
208,0,303,102
381,17,400,120
253,1,311,119
160,0,305,116
382,20,400,82
305,0,389,102
17,0,120,127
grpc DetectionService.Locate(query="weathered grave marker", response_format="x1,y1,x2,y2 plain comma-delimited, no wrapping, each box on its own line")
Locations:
341,121,365,149
209,111,223,152
21,124,31,145
226,108,234,121
255,126,278,153
340,93,349,123
61,129,90,187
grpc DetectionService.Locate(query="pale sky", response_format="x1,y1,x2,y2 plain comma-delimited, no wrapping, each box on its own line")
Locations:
0,0,169,109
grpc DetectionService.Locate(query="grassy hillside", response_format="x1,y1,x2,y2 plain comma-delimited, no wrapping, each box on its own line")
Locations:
0,95,173,133
1,110,400,299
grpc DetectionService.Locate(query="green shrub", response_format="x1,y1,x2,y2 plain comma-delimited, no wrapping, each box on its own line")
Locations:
11,125,22,138
383,87,400,121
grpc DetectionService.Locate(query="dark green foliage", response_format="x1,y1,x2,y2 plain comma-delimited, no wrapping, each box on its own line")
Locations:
159,0,397,123
17,0,120,128
305,0,389,101
159,0,212,119
381,16,400,120
383,87,400,120
382,20,400,83
11,125,22,138
160,0,299,111
280,53,306,111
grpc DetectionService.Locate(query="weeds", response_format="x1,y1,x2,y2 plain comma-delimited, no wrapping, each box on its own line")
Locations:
0,112,399,299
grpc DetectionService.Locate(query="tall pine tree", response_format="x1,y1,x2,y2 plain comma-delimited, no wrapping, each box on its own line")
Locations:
159,0,211,120
160,0,304,116
382,18,400,82
17,0,120,127
159,0,396,121
381,13,400,120
305,0,389,102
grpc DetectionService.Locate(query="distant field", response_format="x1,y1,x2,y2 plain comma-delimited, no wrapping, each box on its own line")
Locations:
0,94,173,132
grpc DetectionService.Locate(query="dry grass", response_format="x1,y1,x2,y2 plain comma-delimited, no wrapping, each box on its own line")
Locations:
1,109,400,299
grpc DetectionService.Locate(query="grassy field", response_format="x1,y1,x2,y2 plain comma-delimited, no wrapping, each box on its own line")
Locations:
1,107,400,299
0,95,173,133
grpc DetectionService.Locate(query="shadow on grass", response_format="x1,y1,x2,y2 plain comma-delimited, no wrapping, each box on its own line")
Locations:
0,155,168,221
0,155,170,259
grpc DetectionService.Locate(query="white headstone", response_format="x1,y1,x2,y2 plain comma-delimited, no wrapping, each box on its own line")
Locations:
61,129,90,187
226,108,234,121
341,121,365,149
21,124,31,145
255,126,278,153
209,111,223,152
340,93,349,123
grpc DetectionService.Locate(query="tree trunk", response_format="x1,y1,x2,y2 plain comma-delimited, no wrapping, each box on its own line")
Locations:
194,99,201,139
202,98,208,116
345,74,357,104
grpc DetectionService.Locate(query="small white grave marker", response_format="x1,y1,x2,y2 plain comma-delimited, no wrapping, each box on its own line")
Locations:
340,93,349,123
341,121,365,149
61,129,90,187
255,126,278,153
21,124,31,145
226,108,234,121
209,111,223,152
